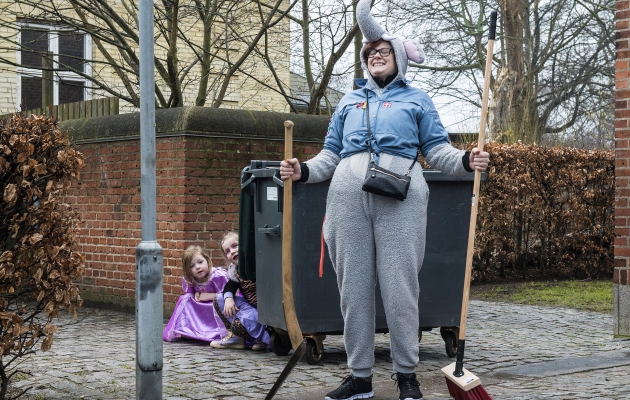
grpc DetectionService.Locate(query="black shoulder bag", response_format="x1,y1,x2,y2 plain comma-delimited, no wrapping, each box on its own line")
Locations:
361,91,418,201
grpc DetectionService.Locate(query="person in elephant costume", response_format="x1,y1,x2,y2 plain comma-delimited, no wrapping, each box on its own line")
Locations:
280,0,489,399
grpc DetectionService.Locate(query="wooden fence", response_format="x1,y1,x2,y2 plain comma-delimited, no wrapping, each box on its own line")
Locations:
2,97,119,122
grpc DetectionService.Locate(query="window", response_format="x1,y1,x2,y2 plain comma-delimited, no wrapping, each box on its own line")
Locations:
17,22,92,111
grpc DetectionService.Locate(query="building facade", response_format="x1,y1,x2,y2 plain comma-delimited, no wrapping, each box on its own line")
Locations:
0,0,291,114
615,0,630,337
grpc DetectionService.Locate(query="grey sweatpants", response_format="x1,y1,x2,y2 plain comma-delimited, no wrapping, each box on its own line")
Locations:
323,154,429,375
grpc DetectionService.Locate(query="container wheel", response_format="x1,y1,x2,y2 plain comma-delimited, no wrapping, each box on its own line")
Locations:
305,338,322,365
270,332,292,356
440,328,458,358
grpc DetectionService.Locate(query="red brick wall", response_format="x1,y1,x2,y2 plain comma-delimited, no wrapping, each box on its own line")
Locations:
65,134,322,312
616,0,630,287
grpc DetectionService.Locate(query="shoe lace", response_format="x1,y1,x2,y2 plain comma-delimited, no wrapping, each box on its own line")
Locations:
391,373,420,392
340,375,356,390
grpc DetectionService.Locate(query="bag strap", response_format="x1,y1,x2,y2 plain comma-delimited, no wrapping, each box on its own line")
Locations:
365,89,418,176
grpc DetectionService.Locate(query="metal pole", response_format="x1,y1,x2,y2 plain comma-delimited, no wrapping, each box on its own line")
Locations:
136,0,163,397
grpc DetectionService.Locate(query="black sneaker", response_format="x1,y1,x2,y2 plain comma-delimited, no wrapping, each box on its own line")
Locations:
324,375,374,400
393,372,422,400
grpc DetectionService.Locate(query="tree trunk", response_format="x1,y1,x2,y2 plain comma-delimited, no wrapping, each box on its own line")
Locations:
302,0,314,94
195,0,219,107
165,0,183,107
491,0,540,143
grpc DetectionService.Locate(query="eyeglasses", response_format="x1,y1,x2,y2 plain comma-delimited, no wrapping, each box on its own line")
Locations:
366,48,393,58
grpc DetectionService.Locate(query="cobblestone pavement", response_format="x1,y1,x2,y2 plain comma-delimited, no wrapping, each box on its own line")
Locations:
11,300,629,400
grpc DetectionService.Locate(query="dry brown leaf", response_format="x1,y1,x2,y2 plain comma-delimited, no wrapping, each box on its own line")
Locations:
3,183,17,205
29,233,43,244
0,251,11,263
43,301,55,314
34,164,47,175
41,334,53,352
43,323,57,335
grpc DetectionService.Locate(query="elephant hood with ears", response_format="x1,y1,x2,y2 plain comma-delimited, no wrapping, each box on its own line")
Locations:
356,0,425,85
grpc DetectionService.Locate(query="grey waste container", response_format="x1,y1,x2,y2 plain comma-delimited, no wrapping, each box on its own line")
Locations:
240,160,477,364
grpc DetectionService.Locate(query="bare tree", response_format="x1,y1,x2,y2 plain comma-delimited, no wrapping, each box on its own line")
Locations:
1,0,369,116
0,0,296,110
387,0,614,146
286,0,359,114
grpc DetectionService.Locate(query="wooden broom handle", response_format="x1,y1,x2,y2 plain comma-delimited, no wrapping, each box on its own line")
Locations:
282,120,303,350
459,11,496,341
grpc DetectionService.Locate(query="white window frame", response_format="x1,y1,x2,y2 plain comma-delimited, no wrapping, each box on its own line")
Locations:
16,21,93,109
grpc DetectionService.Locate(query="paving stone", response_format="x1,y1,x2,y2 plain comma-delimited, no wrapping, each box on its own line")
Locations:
11,300,630,399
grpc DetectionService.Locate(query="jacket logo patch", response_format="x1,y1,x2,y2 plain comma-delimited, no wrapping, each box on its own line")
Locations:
382,102,392,108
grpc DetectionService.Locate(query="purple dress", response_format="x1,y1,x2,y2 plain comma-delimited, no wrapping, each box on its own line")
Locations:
163,268,229,342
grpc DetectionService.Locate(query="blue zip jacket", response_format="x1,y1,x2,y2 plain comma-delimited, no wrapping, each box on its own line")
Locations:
323,79,451,160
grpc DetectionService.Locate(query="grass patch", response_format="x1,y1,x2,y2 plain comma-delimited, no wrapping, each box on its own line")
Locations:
470,280,613,313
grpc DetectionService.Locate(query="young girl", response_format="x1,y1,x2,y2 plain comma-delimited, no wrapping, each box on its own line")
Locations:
163,245,229,342
210,231,270,351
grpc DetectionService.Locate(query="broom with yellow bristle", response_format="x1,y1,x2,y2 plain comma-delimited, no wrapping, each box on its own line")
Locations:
441,10,497,400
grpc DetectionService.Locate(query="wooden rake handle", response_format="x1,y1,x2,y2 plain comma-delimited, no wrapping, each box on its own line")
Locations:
264,120,307,399
281,120,303,351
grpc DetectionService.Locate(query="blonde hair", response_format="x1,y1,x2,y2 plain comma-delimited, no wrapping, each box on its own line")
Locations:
219,231,239,262
181,245,212,285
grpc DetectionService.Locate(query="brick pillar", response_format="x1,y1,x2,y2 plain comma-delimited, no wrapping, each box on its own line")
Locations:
615,0,630,337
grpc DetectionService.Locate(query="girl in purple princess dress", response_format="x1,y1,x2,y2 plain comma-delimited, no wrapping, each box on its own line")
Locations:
163,245,229,342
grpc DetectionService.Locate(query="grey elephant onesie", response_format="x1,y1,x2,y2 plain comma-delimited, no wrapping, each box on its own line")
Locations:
298,0,474,378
